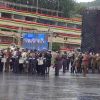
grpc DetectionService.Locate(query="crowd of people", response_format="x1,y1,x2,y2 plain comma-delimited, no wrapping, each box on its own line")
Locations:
62,51,100,76
0,48,52,75
0,47,100,77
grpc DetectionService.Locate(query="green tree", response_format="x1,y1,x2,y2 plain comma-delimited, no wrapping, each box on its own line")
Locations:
59,0,75,17
74,3,85,15
52,43,60,51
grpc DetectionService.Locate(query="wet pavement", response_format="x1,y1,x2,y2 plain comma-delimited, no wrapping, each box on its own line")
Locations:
0,71,100,100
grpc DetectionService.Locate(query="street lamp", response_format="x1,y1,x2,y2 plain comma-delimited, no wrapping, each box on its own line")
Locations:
48,26,53,51
36,0,38,13
57,0,60,17
18,27,23,47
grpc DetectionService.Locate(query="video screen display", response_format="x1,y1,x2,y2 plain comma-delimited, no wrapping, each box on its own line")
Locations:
22,33,48,50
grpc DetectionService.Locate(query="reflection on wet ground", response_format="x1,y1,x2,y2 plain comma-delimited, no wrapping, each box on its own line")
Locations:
0,72,100,100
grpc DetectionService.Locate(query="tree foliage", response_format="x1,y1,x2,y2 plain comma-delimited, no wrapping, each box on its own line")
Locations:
79,0,100,8
73,3,85,16
52,43,60,51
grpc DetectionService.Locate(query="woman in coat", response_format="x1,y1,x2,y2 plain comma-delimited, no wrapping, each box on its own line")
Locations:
82,52,90,77
54,52,62,76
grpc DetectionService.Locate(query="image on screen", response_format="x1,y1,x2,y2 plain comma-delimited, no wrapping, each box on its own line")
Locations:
22,33,48,50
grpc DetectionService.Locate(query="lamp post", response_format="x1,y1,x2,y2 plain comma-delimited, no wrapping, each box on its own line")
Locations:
57,0,60,17
18,27,23,47
12,35,15,44
48,26,53,51
36,0,38,13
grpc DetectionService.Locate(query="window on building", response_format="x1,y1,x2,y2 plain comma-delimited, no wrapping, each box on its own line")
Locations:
37,18,55,25
57,22,66,27
67,23,76,28
75,24,81,29
14,14,25,20
25,16,35,21
1,12,12,18
64,37,67,40
1,36,12,43
67,23,81,29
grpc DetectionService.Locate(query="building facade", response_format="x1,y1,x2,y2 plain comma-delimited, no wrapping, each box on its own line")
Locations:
0,1,81,50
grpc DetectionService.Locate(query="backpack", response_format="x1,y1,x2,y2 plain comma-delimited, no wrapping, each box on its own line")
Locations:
37,57,44,65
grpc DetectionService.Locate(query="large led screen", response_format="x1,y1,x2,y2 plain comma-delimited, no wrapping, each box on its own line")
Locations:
22,33,48,50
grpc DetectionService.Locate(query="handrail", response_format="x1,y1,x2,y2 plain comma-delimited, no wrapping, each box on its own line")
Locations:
0,17,81,31
0,0,63,13
0,6,81,22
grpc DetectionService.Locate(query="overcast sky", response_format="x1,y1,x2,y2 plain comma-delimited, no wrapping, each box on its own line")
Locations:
76,0,95,3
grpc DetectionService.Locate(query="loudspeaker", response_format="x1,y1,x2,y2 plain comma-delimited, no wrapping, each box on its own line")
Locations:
81,10,100,53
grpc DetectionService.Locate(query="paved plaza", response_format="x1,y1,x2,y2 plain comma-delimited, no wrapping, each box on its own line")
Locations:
0,71,100,100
